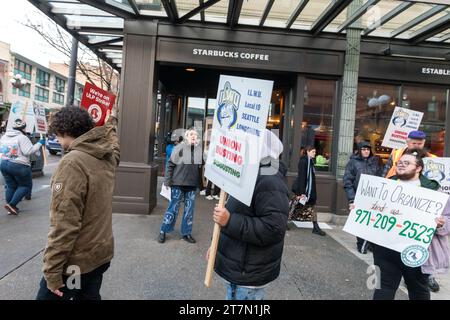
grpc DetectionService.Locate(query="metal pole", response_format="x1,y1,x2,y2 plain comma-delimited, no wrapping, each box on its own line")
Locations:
66,38,78,107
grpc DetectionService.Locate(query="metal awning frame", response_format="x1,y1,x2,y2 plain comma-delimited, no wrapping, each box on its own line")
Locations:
28,0,450,72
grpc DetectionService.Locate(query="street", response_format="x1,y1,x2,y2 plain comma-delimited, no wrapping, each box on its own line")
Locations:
0,154,410,300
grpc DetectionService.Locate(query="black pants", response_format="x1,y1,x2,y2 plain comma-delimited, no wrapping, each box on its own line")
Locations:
356,237,371,252
205,180,220,196
372,245,429,300
36,262,110,300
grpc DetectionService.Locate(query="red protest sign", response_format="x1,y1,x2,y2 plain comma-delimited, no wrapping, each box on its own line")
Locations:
80,82,116,126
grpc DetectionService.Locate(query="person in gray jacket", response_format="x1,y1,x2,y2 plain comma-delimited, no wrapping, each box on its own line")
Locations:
0,119,45,215
158,128,203,244
343,140,383,253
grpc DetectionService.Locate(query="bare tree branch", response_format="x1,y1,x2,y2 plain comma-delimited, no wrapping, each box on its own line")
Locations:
21,16,118,92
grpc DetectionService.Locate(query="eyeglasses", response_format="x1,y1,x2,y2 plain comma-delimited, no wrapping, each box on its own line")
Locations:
396,160,417,167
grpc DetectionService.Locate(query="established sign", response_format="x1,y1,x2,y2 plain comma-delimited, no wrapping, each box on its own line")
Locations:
422,68,450,76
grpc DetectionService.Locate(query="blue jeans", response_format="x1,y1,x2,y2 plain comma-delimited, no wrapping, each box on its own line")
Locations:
1,160,32,207
160,187,196,236
225,283,266,300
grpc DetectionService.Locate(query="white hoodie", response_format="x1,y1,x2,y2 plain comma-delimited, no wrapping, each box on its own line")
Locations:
0,130,43,166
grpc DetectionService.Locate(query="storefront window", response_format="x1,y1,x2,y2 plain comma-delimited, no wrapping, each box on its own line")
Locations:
401,85,447,157
267,89,284,139
355,83,399,163
185,97,205,141
355,83,448,160
302,79,336,172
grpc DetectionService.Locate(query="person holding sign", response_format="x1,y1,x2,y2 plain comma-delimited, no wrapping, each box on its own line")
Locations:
370,150,450,300
0,119,45,215
158,128,203,244
36,107,120,300
290,146,326,236
209,129,289,300
382,130,436,179
343,141,383,254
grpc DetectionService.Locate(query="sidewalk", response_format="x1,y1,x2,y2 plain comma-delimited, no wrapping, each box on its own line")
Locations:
0,172,445,299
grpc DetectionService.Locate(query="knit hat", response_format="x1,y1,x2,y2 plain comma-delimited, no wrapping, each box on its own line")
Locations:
12,119,26,130
357,140,371,150
408,130,426,140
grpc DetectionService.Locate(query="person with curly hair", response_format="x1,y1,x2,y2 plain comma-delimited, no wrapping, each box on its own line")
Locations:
0,119,45,215
36,106,120,300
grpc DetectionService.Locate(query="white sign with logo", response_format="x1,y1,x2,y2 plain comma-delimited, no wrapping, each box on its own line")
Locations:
6,100,37,133
424,157,450,195
33,102,48,134
204,75,273,206
381,107,424,149
343,174,449,256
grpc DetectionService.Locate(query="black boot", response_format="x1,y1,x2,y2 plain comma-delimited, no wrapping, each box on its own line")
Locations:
429,275,440,292
312,222,326,236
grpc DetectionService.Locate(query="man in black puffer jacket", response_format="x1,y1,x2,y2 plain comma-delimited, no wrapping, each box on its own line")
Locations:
211,129,289,300
343,140,383,253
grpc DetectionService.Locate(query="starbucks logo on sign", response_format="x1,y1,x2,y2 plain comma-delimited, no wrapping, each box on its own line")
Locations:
401,245,429,267
88,104,102,123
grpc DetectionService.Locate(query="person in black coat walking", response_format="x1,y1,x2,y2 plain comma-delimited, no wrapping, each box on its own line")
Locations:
291,145,326,236
210,129,289,300
343,141,383,253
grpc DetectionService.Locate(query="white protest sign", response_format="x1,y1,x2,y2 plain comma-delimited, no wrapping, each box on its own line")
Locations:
204,75,273,206
6,100,36,133
424,157,450,195
343,174,449,254
382,107,424,149
33,102,48,134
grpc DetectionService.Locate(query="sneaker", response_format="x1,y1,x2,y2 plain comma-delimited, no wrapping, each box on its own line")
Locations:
25,195,31,200
182,235,196,243
4,204,18,215
157,232,166,243
429,276,440,292
199,190,206,196
213,195,220,200
206,195,214,200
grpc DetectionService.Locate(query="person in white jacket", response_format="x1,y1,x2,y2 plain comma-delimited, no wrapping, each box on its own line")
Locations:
0,119,45,215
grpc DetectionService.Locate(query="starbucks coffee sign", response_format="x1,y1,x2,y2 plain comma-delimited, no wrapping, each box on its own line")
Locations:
193,48,270,61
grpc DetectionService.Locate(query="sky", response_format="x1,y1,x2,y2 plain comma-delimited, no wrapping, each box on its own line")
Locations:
0,0,69,67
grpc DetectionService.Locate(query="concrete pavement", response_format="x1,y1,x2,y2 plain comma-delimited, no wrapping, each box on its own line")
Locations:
0,157,444,299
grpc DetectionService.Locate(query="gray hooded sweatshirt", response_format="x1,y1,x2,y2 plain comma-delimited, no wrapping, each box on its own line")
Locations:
0,130,43,166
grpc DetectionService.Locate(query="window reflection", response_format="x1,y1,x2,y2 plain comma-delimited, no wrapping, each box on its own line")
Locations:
355,83,398,163
355,83,447,161
402,86,447,157
302,79,335,172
